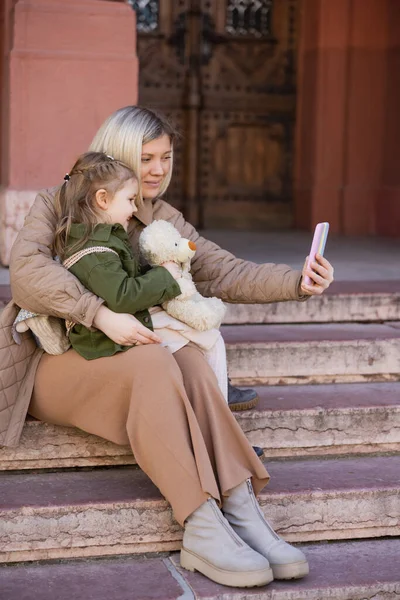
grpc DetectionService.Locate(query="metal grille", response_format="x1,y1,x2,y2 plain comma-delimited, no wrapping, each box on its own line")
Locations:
128,0,159,33
226,0,273,37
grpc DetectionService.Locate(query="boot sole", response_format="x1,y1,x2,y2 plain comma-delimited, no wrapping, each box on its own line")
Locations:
229,396,259,412
271,560,309,580
180,547,274,588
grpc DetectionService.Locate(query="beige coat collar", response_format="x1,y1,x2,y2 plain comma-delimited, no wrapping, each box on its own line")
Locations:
134,198,153,226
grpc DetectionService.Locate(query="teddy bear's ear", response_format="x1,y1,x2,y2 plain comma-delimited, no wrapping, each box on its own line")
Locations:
152,219,180,237
138,219,179,266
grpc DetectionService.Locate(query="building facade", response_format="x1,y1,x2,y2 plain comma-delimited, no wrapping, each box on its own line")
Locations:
0,0,399,265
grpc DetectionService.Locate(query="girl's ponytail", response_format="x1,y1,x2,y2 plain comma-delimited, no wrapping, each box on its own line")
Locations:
53,180,72,260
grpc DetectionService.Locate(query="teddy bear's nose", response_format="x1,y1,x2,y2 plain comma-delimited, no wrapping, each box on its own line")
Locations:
188,241,197,251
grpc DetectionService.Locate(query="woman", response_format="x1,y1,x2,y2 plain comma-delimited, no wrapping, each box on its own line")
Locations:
8,106,334,588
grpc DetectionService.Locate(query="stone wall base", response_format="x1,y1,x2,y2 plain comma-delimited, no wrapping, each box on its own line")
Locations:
0,188,37,265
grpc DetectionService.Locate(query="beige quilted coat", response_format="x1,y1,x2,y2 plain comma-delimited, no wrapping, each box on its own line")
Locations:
1,187,305,447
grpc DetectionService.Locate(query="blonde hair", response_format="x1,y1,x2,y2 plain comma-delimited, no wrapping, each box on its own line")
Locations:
89,106,177,202
54,151,136,260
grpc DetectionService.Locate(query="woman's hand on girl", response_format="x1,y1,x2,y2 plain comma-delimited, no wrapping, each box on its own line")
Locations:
300,254,334,296
93,306,161,346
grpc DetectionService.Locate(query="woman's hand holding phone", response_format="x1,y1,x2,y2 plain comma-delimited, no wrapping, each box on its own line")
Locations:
300,253,334,295
300,222,334,295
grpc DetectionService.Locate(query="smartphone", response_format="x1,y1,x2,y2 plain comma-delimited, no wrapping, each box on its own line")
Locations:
303,222,329,286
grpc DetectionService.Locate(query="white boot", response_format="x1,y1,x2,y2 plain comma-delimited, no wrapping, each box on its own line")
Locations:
223,480,309,580
181,498,273,588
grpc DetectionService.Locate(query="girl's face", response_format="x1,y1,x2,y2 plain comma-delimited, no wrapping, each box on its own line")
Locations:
141,134,172,199
98,177,138,231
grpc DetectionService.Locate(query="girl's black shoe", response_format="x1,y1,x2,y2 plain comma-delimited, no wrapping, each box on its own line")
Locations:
227,379,259,412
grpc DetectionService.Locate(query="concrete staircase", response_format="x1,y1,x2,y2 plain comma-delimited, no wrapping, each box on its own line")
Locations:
1,281,400,598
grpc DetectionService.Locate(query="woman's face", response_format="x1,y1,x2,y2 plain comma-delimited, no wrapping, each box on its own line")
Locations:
141,134,172,199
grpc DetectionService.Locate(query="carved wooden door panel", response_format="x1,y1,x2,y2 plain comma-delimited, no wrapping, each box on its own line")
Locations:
128,0,298,230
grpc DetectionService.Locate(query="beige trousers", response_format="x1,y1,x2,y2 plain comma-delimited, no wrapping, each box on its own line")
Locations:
150,307,228,401
29,343,269,526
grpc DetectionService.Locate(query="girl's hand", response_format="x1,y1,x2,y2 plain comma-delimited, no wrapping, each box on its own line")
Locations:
300,254,334,296
161,261,182,280
93,305,161,346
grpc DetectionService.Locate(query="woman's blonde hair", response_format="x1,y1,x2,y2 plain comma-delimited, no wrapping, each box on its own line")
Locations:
89,106,177,202
53,151,136,260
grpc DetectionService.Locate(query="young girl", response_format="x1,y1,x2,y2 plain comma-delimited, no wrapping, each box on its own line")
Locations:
18,151,229,399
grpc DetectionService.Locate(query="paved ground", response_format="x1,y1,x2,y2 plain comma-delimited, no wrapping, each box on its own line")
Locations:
1,230,399,284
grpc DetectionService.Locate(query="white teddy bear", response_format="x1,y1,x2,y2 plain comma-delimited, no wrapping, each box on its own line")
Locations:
139,220,226,332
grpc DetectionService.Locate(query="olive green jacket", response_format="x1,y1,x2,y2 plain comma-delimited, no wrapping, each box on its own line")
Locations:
65,223,181,359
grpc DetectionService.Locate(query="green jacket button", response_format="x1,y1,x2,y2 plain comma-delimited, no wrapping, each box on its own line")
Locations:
143,316,150,324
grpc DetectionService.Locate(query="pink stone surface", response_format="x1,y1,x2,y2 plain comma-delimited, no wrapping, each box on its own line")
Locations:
1,455,399,511
327,280,400,295
1,0,138,264
252,381,400,412
173,538,400,597
0,556,183,600
2,381,400,470
0,467,161,510
1,540,400,599
1,281,400,305
2,282,400,325
265,454,400,495
221,322,400,344
2,281,400,300
8,0,138,190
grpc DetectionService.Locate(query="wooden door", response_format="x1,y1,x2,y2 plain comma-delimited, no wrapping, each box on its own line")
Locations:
128,0,298,230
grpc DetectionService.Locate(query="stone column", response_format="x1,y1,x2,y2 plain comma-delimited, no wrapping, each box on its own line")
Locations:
341,0,388,235
377,0,400,236
294,0,350,233
295,0,391,236
0,0,138,265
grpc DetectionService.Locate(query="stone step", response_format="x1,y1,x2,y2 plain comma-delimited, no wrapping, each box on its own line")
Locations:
239,381,400,458
1,538,399,600
3,382,400,470
2,281,400,323
223,322,400,385
1,455,399,563
224,280,400,324
170,539,400,599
